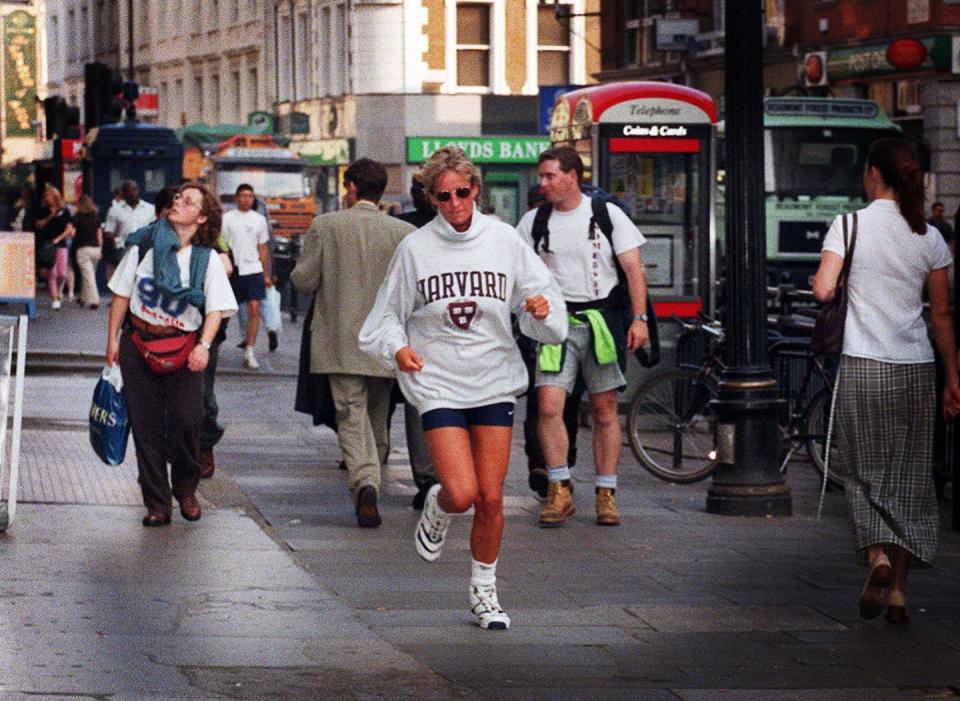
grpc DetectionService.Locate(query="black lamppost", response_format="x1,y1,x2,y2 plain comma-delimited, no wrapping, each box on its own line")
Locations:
706,1,792,516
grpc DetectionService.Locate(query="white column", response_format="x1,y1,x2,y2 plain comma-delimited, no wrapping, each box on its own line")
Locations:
571,0,586,85
522,0,537,95
491,0,507,94
443,0,456,94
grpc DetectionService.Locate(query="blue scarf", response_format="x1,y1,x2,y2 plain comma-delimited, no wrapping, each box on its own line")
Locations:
125,219,207,308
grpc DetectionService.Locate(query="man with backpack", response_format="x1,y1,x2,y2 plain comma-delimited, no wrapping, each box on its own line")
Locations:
517,147,649,527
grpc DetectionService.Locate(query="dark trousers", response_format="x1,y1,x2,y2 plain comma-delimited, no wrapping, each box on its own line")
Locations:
199,340,225,450
519,335,580,470
119,332,204,514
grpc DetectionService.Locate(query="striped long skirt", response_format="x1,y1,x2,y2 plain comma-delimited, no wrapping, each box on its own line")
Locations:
836,355,938,568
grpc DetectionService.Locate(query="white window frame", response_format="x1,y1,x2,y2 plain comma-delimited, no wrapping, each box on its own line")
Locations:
445,0,506,95
523,0,583,94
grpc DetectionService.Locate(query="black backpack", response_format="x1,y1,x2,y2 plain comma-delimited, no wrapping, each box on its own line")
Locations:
531,197,660,368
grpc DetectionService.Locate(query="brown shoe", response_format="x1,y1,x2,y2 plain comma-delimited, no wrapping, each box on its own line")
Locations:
859,555,891,619
539,481,575,527
884,590,909,624
179,494,202,522
198,449,215,479
142,510,171,527
356,486,381,528
595,487,621,526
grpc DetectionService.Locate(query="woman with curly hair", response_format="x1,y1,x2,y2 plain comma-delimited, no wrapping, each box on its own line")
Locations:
106,182,238,527
360,147,567,629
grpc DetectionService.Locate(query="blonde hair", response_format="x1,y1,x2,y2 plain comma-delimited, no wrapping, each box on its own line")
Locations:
418,146,481,194
76,194,98,216
43,185,64,210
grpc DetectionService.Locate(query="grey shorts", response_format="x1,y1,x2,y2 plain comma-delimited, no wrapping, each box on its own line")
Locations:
534,322,625,395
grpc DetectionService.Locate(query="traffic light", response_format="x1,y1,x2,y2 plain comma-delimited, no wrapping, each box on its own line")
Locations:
43,96,67,139
84,61,123,129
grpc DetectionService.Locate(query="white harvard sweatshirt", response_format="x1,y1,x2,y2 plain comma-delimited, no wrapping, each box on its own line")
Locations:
359,210,568,414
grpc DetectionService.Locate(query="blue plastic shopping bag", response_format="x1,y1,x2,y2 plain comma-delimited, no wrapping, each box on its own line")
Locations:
89,365,130,466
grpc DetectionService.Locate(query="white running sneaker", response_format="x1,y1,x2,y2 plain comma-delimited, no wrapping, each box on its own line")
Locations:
243,346,260,369
415,484,449,562
470,582,510,630
51,298,61,310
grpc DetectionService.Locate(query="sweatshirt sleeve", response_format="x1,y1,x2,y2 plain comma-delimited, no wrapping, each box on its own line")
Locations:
358,241,418,371
510,236,568,344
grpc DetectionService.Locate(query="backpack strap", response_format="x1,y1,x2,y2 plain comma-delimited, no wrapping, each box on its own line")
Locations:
531,203,553,253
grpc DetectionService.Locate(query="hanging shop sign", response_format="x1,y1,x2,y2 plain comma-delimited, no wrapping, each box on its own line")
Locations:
826,35,956,82
3,10,38,137
407,136,551,164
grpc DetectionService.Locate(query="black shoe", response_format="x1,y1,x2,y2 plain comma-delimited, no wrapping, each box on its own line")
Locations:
356,486,381,528
528,467,548,498
412,481,437,510
236,340,246,349
268,330,278,352
338,460,347,471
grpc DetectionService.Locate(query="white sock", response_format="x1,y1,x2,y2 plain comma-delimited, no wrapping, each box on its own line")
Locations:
596,474,617,491
547,464,570,482
471,558,497,587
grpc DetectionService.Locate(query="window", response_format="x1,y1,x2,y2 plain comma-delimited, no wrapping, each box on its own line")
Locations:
230,0,240,23
80,6,90,59
295,12,310,99
160,82,168,123
278,13,293,100
211,0,220,27
247,67,258,115
48,15,60,64
537,5,569,85
67,9,76,60
210,74,221,122
231,70,241,121
194,75,204,121
456,3,490,88
318,7,330,95
175,79,184,123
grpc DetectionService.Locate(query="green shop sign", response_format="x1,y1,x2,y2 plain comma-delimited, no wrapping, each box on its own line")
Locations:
4,10,38,137
407,137,551,164
827,35,954,82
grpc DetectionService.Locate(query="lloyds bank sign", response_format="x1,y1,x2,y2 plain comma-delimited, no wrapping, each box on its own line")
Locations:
407,137,551,165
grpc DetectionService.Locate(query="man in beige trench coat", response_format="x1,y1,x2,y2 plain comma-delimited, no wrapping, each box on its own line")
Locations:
291,158,414,528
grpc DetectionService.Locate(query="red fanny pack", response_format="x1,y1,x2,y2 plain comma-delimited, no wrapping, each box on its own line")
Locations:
131,331,196,374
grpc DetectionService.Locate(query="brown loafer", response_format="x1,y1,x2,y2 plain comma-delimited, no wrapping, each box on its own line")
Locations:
859,556,891,619
198,449,215,479
355,486,381,528
179,495,202,522
142,511,171,527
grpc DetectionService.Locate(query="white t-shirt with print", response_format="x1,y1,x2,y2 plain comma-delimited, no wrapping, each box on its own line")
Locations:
516,195,645,303
222,208,270,276
108,245,238,332
822,198,952,363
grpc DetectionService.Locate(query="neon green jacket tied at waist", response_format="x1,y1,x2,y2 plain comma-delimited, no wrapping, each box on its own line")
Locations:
539,309,619,372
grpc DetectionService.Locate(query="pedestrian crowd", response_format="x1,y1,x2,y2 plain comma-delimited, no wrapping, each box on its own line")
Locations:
14,134,945,632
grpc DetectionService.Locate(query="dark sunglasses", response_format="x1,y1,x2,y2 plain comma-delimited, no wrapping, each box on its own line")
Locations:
434,187,472,202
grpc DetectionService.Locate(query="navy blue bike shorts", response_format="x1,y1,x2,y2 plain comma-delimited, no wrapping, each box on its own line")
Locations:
421,402,516,431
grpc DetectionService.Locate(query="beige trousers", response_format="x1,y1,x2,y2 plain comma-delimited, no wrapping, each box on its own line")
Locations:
328,374,393,501
76,245,102,307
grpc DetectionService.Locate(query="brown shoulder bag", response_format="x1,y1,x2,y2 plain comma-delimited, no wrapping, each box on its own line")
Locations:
811,212,857,355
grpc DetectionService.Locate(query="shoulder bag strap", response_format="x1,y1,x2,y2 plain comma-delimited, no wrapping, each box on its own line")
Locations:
837,212,857,287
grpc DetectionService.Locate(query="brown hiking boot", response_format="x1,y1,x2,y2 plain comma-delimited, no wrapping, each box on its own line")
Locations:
595,487,621,526
539,481,575,527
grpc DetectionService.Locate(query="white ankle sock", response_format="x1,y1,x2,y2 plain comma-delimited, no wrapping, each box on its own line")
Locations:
596,474,617,490
471,558,497,586
547,465,570,482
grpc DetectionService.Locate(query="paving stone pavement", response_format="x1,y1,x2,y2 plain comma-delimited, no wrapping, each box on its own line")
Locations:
8,307,960,698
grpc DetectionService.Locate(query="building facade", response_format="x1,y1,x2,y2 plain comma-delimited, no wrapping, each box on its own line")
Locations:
2,0,47,166
270,0,602,222
791,0,960,219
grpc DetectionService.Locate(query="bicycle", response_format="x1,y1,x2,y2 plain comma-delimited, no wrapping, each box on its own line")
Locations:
626,314,843,486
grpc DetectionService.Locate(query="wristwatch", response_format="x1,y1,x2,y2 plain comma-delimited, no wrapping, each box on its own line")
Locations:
200,340,212,350
633,313,648,322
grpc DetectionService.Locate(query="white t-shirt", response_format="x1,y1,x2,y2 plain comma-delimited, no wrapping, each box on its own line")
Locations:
222,209,270,276
516,196,645,303
822,198,952,363
108,245,238,331
103,200,156,247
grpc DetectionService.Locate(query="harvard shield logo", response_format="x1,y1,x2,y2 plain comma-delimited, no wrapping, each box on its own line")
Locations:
448,301,477,330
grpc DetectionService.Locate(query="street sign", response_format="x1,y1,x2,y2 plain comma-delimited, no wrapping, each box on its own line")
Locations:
406,136,550,164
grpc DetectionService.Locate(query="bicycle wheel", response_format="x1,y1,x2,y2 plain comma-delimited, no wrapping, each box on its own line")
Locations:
627,368,718,484
804,387,846,488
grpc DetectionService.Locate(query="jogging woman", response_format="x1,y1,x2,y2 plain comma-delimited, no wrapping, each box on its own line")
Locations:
360,146,567,629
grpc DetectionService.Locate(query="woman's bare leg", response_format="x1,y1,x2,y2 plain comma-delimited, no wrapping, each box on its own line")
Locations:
468,425,512,564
